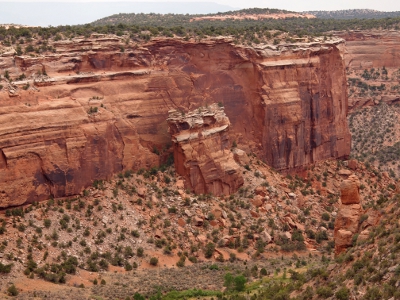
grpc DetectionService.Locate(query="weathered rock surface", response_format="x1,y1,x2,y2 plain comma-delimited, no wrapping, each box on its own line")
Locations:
334,175,363,254
339,30,400,70
338,30,400,110
340,175,360,204
167,103,243,195
0,36,351,207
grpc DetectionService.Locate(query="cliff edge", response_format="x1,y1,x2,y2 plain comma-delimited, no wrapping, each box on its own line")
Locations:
0,37,351,207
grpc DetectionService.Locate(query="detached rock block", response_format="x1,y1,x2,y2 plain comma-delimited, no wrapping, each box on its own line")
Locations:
232,148,250,166
340,175,360,204
334,175,363,255
167,104,244,196
347,159,358,170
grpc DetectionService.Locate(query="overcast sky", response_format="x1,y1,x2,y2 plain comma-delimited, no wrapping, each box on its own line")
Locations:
1,1,400,26
1,0,400,12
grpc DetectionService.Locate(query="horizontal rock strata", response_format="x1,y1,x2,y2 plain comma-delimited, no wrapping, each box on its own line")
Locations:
0,36,350,207
167,103,243,195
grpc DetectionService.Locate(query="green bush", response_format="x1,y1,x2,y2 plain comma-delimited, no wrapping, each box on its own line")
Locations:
204,242,215,258
316,286,333,298
137,247,144,257
321,212,330,221
363,287,382,300
149,257,158,266
224,273,246,292
133,293,146,300
7,284,18,296
44,219,51,228
176,255,186,267
316,230,328,243
336,287,350,300
0,262,13,273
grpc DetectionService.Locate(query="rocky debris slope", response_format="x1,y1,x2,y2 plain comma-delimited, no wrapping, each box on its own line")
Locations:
0,156,397,298
0,36,350,207
349,102,400,177
167,103,243,195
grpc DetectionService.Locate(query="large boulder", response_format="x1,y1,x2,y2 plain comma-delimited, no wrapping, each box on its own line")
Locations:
340,175,360,204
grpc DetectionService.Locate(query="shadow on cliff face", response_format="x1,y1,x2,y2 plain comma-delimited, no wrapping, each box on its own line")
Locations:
0,39,350,207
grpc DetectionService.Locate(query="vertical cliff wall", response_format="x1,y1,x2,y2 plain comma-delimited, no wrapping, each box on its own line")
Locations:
0,37,351,207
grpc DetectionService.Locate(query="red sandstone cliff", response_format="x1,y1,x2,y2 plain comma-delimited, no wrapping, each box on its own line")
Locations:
338,30,400,110
167,103,243,195
339,30,400,70
0,36,351,207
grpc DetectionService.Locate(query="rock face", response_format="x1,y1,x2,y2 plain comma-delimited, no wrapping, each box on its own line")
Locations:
167,103,243,195
339,175,360,204
334,175,363,255
338,30,400,110
339,30,400,70
0,36,351,207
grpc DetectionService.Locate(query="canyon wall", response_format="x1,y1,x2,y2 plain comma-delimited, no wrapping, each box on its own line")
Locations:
340,30,400,70
0,37,351,207
339,30,400,110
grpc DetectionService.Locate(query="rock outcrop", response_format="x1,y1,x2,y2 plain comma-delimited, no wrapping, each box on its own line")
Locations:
167,103,243,195
0,36,351,207
334,175,363,255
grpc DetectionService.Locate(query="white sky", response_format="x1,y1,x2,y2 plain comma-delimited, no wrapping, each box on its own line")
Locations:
1,0,400,12
0,0,400,11
1,1,400,26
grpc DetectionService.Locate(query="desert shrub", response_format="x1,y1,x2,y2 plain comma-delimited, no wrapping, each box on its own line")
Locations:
131,230,140,237
17,223,26,232
209,264,219,270
176,255,186,267
316,286,333,298
7,284,18,296
292,229,304,242
321,212,330,221
204,242,215,258
278,235,306,252
125,263,133,271
149,257,158,266
44,219,51,228
0,262,13,273
133,293,146,300
137,247,144,257
336,287,350,300
316,230,328,243
124,246,134,258
363,287,382,300
224,273,247,292
260,268,268,276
